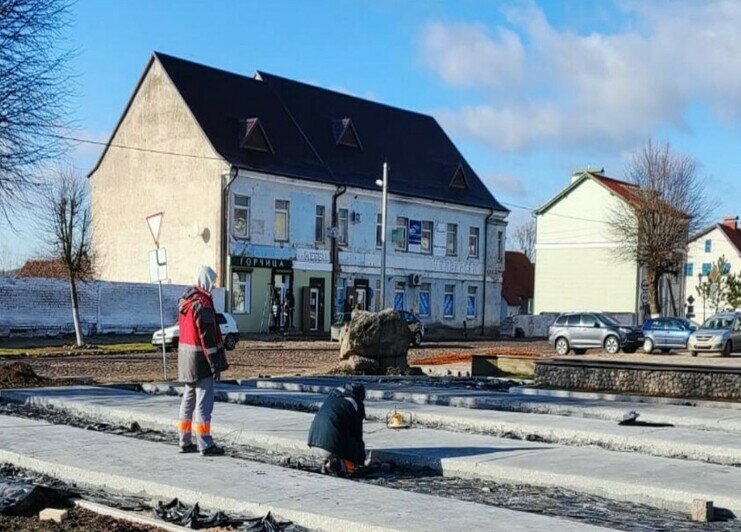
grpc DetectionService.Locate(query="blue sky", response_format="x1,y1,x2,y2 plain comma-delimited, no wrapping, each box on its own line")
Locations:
3,0,740,266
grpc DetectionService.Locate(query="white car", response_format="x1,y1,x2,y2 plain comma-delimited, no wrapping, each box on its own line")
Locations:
152,312,240,351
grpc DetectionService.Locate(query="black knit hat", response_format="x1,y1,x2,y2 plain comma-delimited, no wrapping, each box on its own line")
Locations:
344,382,366,402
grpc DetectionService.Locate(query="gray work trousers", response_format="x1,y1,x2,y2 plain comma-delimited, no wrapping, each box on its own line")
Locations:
178,375,215,451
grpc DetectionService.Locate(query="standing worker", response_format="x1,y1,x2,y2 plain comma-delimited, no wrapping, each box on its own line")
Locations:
307,383,366,475
177,265,229,456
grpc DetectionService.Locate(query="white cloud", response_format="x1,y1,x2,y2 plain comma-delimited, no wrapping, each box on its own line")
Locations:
419,1,741,151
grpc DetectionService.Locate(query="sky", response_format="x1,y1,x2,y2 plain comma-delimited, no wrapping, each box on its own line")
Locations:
2,0,740,267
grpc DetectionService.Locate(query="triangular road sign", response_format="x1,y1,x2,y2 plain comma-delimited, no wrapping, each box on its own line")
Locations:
146,211,164,246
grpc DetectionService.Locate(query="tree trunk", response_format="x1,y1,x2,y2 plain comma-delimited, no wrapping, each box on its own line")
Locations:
646,268,662,318
69,278,84,347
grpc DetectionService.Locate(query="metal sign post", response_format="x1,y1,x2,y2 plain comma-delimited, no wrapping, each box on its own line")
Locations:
147,212,168,381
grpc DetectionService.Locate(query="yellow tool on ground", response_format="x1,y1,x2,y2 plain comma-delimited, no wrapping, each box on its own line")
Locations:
386,408,412,429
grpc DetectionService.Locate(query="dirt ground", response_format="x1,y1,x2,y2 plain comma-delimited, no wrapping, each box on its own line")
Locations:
2,338,552,384
0,507,158,531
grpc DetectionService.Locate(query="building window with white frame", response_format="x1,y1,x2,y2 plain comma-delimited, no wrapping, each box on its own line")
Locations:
394,281,405,310
444,284,455,318
467,286,477,318
395,217,408,251
419,283,431,317
315,205,325,244
468,227,479,258
446,223,457,256
232,194,250,238
497,230,504,262
231,271,251,314
376,213,383,248
275,200,289,242
421,221,433,254
338,208,349,245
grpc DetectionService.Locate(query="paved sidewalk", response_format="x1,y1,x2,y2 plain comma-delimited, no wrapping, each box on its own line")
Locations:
0,415,607,532
4,386,741,515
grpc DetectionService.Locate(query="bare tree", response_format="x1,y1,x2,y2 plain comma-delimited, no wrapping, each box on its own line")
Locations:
0,0,73,219
44,168,94,346
510,218,536,260
610,141,708,316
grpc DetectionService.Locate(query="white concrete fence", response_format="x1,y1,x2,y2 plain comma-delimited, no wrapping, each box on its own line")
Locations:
0,277,225,338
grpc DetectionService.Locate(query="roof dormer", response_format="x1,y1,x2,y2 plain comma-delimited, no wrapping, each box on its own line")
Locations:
240,117,273,153
449,164,469,190
332,117,362,149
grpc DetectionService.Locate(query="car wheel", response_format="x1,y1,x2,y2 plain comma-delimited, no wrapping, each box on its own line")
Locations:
573,348,587,355
412,331,423,347
643,339,654,354
604,336,620,355
722,341,732,357
224,334,237,351
555,337,570,355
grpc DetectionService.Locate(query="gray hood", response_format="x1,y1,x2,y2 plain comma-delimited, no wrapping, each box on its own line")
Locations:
196,265,217,293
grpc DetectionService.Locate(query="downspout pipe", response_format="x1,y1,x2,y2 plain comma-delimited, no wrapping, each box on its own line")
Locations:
481,208,496,336
331,185,347,322
220,166,239,296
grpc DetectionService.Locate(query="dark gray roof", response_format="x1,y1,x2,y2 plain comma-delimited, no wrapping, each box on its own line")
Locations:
155,52,507,212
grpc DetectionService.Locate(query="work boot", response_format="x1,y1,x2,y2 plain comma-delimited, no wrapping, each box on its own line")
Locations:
179,443,198,454
201,444,226,457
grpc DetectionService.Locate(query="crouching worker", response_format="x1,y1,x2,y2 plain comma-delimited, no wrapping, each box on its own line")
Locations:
307,383,366,476
177,265,229,456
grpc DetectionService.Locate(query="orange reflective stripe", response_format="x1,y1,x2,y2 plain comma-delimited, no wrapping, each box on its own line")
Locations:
178,420,192,432
343,460,356,473
194,422,211,436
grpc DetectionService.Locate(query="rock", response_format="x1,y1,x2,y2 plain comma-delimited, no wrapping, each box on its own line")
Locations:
39,508,68,523
339,310,412,374
691,499,713,522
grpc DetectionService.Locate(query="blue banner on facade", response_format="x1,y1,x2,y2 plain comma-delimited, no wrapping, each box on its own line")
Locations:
408,219,421,253
419,291,430,317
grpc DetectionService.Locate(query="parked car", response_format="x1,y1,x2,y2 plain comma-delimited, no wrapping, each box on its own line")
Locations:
548,312,644,355
398,310,425,346
687,312,741,357
642,317,696,353
152,312,240,351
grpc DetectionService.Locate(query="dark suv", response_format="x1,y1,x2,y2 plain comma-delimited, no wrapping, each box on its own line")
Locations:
548,312,644,355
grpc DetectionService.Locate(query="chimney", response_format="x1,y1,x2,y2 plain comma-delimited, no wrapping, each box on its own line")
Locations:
721,216,739,230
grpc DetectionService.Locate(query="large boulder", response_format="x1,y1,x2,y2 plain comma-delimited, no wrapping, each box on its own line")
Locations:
339,309,412,373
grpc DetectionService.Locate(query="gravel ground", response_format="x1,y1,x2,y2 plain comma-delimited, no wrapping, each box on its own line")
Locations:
4,339,551,384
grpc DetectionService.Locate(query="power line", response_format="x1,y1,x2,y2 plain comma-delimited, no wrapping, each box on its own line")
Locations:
501,200,612,225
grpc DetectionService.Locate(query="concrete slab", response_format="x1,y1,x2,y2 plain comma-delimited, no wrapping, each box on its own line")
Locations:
4,386,741,516
142,382,741,466
0,415,603,532
237,377,741,433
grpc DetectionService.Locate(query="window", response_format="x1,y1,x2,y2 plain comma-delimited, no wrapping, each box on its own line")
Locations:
376,213,383,248
705,239,712,253
722,263,731,275
419,283,431,317
395,217,408,251
497,230,504,262
685,263,694,277
231,272,251,314
421,221,433,254
555,315,567,326
443,285,455,318
315,205,325,244
338,208,348,245
567,314,581,326
274,200,289,242
232,194,250,238
468,227,480,258
581,314,597,327
446,224,457,256
394,281,405,310
466,286,477,318
702,263,712,275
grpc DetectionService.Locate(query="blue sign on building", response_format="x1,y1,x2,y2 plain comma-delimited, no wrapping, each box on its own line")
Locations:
408,219,422,253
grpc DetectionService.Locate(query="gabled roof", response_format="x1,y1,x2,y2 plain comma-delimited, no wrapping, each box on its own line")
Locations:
692,221,741,254
502,251,534,306
114,52,505,212
535,171,639,215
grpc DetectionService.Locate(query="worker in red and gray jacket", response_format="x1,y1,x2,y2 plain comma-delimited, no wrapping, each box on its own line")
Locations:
177,266,229,456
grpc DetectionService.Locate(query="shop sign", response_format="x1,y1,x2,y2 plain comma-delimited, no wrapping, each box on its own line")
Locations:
296,248,330,264
231,256,293,269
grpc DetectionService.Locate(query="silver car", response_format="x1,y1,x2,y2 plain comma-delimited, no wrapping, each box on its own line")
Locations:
687,312,741,357
548,312,644,355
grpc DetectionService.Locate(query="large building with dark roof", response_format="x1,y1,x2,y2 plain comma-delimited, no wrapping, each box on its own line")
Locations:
90,53,509,334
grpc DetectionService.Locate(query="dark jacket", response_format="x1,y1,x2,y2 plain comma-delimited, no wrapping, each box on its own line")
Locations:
307,388,365,464
177,287,229,383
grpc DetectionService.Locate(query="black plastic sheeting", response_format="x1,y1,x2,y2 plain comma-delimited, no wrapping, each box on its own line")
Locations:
155,498,301,531
0,478,72,517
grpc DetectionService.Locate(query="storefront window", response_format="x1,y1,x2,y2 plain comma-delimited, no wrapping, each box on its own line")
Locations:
232,271,251,314
444,284,455,318
394,281,405,310
467,286,477,318
419,283,431,317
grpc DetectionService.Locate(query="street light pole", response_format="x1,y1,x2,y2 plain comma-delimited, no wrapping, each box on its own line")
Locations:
377,162,389,309
697,272,706,322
